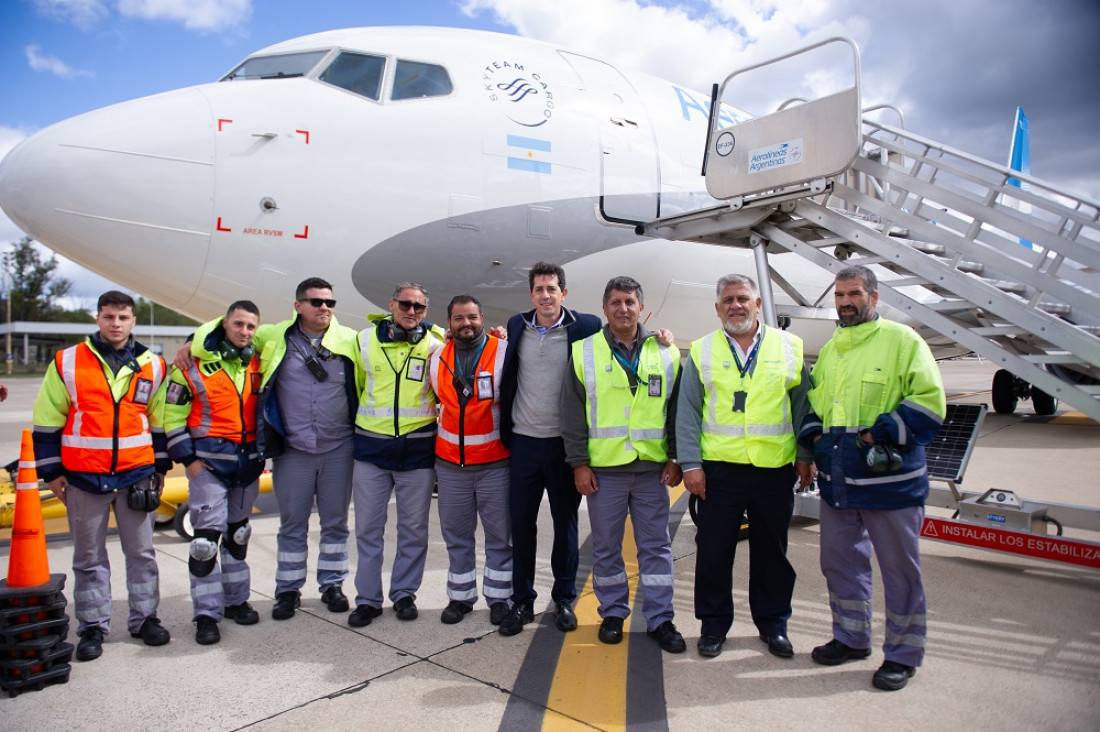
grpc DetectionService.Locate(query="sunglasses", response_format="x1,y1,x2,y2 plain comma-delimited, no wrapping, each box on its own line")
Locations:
299,297,337,308
395,299,427,313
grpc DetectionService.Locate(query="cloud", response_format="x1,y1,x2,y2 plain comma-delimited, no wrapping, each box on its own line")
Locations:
116,0,252,32
32,0,109,29
25,45,95,80
461,0,1100,199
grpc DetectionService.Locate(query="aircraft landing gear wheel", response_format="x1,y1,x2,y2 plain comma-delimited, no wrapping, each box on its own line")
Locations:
173,501,194,541
1031,387,1058,416
992,369,1018,415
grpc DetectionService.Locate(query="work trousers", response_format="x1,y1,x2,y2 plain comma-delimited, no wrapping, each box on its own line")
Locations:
587,469,675,632
694,461,796,639
436,461,512,606
819,502,927,667
509,434,581,606
188,469,260,621
66,484,160,635
272,440,354,596
352,460,435,608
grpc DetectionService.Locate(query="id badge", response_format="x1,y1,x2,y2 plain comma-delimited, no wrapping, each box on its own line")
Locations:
133,378,153,405
476,373,494,401
407,357,426,382
648,373,662,397
732,390,747,413
166,382,190,405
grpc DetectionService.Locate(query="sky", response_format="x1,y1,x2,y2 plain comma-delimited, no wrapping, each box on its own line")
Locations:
2,0,1098,310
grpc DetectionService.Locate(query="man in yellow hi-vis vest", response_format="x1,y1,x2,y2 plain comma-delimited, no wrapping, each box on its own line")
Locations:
676,274,815,660
560,276,686,653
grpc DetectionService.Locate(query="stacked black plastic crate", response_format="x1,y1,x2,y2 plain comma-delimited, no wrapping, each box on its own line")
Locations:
0,574,72,697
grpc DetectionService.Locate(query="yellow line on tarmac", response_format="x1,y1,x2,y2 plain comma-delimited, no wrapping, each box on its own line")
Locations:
542,483,686,731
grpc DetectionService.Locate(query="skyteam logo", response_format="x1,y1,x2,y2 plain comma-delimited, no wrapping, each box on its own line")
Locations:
482,60,555,127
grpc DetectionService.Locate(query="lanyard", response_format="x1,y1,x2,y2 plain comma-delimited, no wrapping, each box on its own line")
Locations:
731,337,761,378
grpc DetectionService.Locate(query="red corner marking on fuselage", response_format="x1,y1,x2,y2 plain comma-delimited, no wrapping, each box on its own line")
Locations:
218,119,233,131
216,217,232,232
294,225,309,240
295,130,310,144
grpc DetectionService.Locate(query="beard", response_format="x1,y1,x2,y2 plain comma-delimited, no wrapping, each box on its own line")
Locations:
454,327,483,344
723,315,755,337
837,302,873,326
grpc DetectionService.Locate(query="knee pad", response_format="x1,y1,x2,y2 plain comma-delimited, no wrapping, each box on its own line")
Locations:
224,519,251,561
189,529,220,577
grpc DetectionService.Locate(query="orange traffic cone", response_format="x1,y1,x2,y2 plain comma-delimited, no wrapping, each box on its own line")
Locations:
6,429,50,587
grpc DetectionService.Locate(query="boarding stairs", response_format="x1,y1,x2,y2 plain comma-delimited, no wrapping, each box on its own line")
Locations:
639,38,1100,423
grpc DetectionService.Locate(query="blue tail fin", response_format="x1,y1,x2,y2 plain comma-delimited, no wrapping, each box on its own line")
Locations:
1007,107,1033,249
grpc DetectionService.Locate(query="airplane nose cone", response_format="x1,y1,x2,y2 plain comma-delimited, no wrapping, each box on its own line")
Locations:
0,87,215,309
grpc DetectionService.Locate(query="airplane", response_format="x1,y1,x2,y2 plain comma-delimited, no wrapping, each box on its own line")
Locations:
0,24,1094,418
0,25,863,354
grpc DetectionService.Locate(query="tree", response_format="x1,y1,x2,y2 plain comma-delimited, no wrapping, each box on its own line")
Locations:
132,296,199,327
2,236,80,322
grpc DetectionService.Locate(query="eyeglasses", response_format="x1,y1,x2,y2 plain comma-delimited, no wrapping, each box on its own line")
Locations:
299,297,337,308
395,299,427,313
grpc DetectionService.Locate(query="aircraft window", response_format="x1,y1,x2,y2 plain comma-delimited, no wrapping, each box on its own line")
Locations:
391,60,453,100
319,52,386,100
222,51,328,81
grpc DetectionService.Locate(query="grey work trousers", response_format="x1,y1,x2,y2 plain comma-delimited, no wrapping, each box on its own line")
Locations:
352,460,435,608
819,502,928,667
66,485,160,635
586,469,676,632
272,440,354,596
188,469,260,620
435,461,512,606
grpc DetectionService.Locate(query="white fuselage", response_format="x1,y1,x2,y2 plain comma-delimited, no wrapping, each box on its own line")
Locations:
0,26,842,347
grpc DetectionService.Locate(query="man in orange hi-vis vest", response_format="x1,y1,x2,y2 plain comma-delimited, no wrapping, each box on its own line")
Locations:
428,295,512,626
164,301,264,646
33,290,172,663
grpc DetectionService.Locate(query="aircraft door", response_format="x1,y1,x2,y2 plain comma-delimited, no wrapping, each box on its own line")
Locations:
561,53,660,223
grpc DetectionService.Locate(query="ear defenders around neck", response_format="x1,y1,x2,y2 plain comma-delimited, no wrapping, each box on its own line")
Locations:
220,340,255,366
389,322,425,345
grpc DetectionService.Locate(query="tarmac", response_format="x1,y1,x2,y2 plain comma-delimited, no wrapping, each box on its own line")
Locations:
1,357,1098,731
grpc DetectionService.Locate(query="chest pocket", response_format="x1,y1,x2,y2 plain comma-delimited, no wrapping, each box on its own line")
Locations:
860,372,887,412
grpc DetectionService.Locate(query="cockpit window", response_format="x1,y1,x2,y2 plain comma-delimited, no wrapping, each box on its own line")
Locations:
319,52,386,101
391,60,453,100
222,51,328,81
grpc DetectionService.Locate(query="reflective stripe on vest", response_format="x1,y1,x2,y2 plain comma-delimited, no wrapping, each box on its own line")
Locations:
356,327,439,435
58,343,163,473
693,327,800,467
430,337,509,466
573,335,678,467
185,359,260,442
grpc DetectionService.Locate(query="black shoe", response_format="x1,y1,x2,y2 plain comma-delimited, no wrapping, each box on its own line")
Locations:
130,616,170,647
648,621,686,653
195,616,220,645
441,600,473,624
872,661,916,691
321,585,350,613
555,601,578,632
348,604,383,627
489,602,510,626
811,638,872,666
394,596,418,621
498,603,534,636
272,591,301,620
76,627,104,662
598,616,625,645
225,602,260,625
760,633,794,658
698,634,726,658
